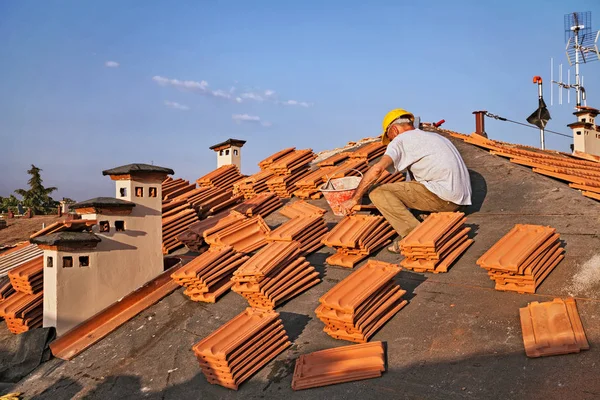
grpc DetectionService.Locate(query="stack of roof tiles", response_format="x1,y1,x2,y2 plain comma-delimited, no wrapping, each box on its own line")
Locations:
162,177,196,201
8,257,43,294
29,219,96,239
230,192,282,218
327,159,370,180
0,257,44,334
519,298,589,357
176,211,243,253
349,142,386,162
233,170,275,199
0,243,44,278
375,170,405,185
196,164,245,190
316,151,352,167
477,224,564,294
279,201,327,219
162,206,201,254
454,132,600,203
293,166,336,199
291,342,386,390
258,147,296,170
322,215,395,268
192,308,291,390
171,246,249,302
0,279,15,304
266,216,328,255
399,212,473,273
266,149,316,198
316,260,407,343
164,186,240,217
232,241,320,309
204,215,270,254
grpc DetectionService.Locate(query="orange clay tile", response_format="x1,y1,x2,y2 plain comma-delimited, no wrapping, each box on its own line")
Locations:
232,241,301,282
196,164,244,189
399,212,466,249
322,215,381,248
279,201,326,219
291,342,386,390
204,215,270,253
258,147,296,170
349,142,386,161
520,298,589,358
319,260,401,314
316,152,352,167
476,224,556,273
401,238,473,273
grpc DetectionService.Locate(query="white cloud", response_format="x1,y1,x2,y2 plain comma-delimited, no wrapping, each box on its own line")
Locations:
240,92,264,102
153,75,208,91
164,101,190,111
281,99,312,107
105,61,120,68
264,89,276,97
232,114,271,127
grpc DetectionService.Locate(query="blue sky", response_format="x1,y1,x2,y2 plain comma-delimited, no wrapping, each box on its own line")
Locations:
1,0,599,201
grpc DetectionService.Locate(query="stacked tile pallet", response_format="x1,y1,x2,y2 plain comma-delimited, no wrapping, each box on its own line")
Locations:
204,215,271,254
162,206,200,254
196,164,245,190
192,308,291,390
349,142,386,162
162,177,196,200
322,215,395,268
0,256,44,334
230,192,282,217
292,342,386,390
266,149,316,198
176,211,242,253
316,151,352,167
293,166,336,199
400,212,473,273
477,224,564,294
316,260,407,343
266,215,328,255
258,147,296,170
520,298,589,358
279,201,327,219
327,159,370,180
232,241,320,309
171,246,249,302
233,170,274,199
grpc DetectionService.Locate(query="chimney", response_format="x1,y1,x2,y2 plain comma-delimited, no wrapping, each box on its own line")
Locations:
473,111,487,137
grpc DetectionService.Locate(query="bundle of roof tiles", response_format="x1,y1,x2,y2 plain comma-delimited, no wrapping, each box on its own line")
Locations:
316,151,352,167
349,142,386,162
233,170,275,199
29,219,96,239
400,212,473,273
232,241,320,309
192,307,291,390
0,272,43,335
266,216,328,255
196,164,245,190
293,166,336,199
204,215,271,254
322,215,395,268
164,186,240,217
266,149,316,198
171,246,249,302
519,297,588,357
477,224,564,293
162,207,200,254
375,170,406,185
279,200,327,219
8,256,43,294
162,177,196,201
230,192,282,218
291,342,386,390
258,147,296,170
316,260,407,343
0,278,15,303
0,243,44,278
177,211,242,252
327,159,370,180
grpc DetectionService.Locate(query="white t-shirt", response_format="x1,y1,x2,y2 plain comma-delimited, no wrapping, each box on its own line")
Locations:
384,129,472,205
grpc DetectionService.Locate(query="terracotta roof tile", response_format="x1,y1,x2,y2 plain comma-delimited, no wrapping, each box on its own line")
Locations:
266,216,328,255
0,244,44,279
231,192,282,218
233,170,275,199
291,342,386,390
279,201,326,219
204,215,270,254
316,152,353,167
196,164,245,190
258,147,296,170
349,142,386,162
520,298,589,357
8,256,43,295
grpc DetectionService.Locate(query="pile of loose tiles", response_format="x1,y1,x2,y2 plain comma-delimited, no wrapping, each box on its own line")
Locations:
327,159,370,180
266,216,328,255
349,142,386,162
233,170,274,199
519,297,588,357
192,307,291,390
162,206,200,254
162,177,196,200
400,212,473,273
293,166,336,199
477,224,564,293
266,149,316,198
258,147,296,170
0,258,44,334
279,200,326,219
171,246,248,302
230,192,282,217
204,215,271,254
316,260,407,343
316,151,352,167
232,241,320,309
322,215,395,268
196,164,245,190
8,256,44,294
292,342,386,390
177,211,243,252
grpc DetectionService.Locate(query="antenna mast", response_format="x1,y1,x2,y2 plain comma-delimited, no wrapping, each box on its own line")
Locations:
552,12,600,108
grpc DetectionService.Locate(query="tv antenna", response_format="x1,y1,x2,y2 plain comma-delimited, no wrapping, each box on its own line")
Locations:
551,12,600,108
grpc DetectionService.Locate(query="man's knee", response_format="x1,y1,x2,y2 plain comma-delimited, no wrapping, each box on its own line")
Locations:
368,185,388,205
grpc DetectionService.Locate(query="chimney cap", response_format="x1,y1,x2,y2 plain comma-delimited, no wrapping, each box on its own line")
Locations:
102,163,174,176
210,138,246,151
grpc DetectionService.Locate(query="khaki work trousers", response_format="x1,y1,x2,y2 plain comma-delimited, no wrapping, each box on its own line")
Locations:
368,181,461,239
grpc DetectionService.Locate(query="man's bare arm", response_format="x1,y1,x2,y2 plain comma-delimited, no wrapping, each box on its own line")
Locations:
351,155,394,202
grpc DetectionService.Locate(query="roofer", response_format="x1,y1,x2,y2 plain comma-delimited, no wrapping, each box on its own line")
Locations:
340,109,472,253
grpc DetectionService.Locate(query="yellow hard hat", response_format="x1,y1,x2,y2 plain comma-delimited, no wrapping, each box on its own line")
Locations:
381,108,414,145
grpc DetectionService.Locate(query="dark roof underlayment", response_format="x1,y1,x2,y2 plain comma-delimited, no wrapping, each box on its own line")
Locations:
6,129,600,399
102,163,174,176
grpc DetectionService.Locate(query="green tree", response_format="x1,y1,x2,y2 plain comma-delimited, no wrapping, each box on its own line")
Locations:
14,165,58,215
0,195,20,213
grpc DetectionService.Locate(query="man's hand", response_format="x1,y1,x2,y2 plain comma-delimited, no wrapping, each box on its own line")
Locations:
340,198,358,216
